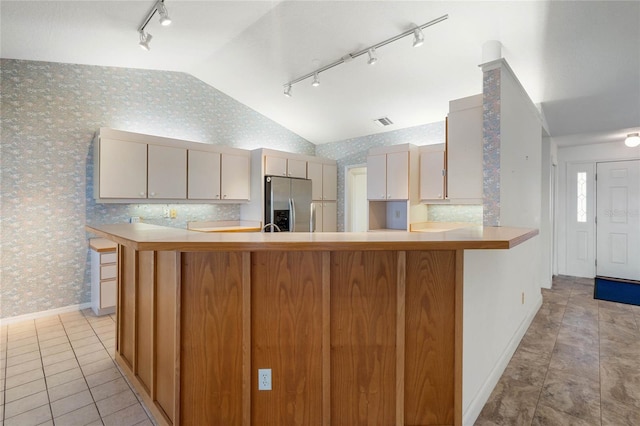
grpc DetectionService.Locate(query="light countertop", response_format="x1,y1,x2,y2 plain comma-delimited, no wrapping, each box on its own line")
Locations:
86,223,538,252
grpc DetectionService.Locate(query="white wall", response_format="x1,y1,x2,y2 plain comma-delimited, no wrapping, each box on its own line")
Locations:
556,138,640,275
463,60,544,424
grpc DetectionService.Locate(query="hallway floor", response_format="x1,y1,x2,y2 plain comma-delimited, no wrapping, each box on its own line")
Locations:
2,275,639,425
476,275,640,425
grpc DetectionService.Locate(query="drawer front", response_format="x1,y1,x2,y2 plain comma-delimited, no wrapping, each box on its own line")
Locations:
101,251,117,264
100,280,117,309
101,264,117,280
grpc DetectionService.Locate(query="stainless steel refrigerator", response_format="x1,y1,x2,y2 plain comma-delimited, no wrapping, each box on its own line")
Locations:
264,176,314,232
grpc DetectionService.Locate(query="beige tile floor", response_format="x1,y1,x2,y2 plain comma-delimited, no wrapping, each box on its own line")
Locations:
476,275,640,425
1,309,154,426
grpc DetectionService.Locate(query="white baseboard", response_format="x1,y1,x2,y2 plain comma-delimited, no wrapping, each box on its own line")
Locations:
462,294,543,425
1,303,92,325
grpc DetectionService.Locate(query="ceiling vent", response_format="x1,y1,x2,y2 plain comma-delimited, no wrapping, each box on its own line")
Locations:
374,117,394,127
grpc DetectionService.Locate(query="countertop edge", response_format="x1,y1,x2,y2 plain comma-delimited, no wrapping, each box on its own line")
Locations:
86,224,539,252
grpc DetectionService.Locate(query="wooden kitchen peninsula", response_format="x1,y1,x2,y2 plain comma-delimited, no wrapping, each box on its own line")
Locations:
86,223,537,426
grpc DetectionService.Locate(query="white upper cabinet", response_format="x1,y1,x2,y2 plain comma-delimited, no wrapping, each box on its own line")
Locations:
367,151,409,200
148,145,187,199
286,158,307,178
188,150,221,200
447,94,483,202
420,144,446,200
367,154,387,200
98,138,147,199
221,153,250,200
265,155,307,178
308,161,337,201
94,128,251,203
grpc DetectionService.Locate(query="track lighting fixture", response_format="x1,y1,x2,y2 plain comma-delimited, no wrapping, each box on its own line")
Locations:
367,48,378,65
625,133,640,148
412,28,425,48
138,31,152,51
157,2,172,26
312,72,320,87
137,0,171,50
282,14,447,97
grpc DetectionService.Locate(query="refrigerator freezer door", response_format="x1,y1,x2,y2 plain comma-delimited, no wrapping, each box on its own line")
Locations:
290,178,312,232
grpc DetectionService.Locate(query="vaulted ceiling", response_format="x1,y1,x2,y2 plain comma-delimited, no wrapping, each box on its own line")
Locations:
2,1,639,145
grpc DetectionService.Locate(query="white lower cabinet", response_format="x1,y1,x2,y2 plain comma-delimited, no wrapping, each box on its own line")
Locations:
314,201,337,232
90,238,117,316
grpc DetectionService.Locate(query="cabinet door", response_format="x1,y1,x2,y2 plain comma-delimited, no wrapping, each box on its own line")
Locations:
420,150,445,200
148,145,187,199
386,151,409,200
367,154,387,200
99,138,147,198
287,159,307,178
307,162,323,201
322,164,337,201
221,153,250,200
314,202,323,232
322,201,337,232
188,150,221,200
447,105,483,200
265,156,287,176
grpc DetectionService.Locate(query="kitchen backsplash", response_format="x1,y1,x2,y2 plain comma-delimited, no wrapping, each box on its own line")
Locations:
0,59,314,318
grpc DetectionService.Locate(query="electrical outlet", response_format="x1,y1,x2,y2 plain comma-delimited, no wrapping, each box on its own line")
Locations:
521,292,525,305
170,208,177,219
395,210,400,218
258,368,271,391
163,207,170,218
130,217,140,223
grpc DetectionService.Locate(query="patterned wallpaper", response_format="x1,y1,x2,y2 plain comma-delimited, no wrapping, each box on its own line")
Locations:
482,67,501,226
0,59,314,318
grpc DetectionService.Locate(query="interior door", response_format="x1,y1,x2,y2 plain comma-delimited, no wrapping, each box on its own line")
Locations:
596,160,640,281
566,163,596,278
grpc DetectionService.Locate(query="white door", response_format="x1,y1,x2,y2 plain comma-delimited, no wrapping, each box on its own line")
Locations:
596,160,640,280
566,163,596,278
346,166,368,232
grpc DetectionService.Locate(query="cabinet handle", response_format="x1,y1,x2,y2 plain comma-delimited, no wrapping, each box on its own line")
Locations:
216,194,220,199
139,192,145,197
149,192,156,197
223,194,227,199
380,194,385,199
387,194,391,199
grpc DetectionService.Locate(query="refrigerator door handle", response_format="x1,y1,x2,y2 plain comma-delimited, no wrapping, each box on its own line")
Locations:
310,203,316,232
289,198,295,232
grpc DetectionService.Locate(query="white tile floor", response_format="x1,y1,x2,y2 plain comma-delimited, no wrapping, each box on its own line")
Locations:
1,309,155,426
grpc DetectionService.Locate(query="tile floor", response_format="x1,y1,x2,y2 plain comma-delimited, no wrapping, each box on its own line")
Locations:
1,309,154,426
476,275,640,425
2,275,639,425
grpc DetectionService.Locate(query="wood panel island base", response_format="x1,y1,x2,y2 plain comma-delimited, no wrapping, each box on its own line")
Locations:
86,223,537,426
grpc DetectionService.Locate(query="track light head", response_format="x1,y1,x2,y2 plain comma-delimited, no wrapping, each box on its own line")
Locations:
139,31,152,51
367,48,378,65
412,28,424,47
312,73,320,87
284,85,292,97
157,1,172,26
625,133,640,147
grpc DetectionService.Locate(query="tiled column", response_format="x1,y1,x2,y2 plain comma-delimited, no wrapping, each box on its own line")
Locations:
482,63,501,226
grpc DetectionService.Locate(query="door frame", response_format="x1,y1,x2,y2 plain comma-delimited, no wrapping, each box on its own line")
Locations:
344,164,367,232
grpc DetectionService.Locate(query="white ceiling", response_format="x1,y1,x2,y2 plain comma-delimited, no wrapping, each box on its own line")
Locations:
1,1,639,146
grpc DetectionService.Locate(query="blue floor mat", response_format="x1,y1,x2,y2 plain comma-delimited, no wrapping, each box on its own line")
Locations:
594,276,640,307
